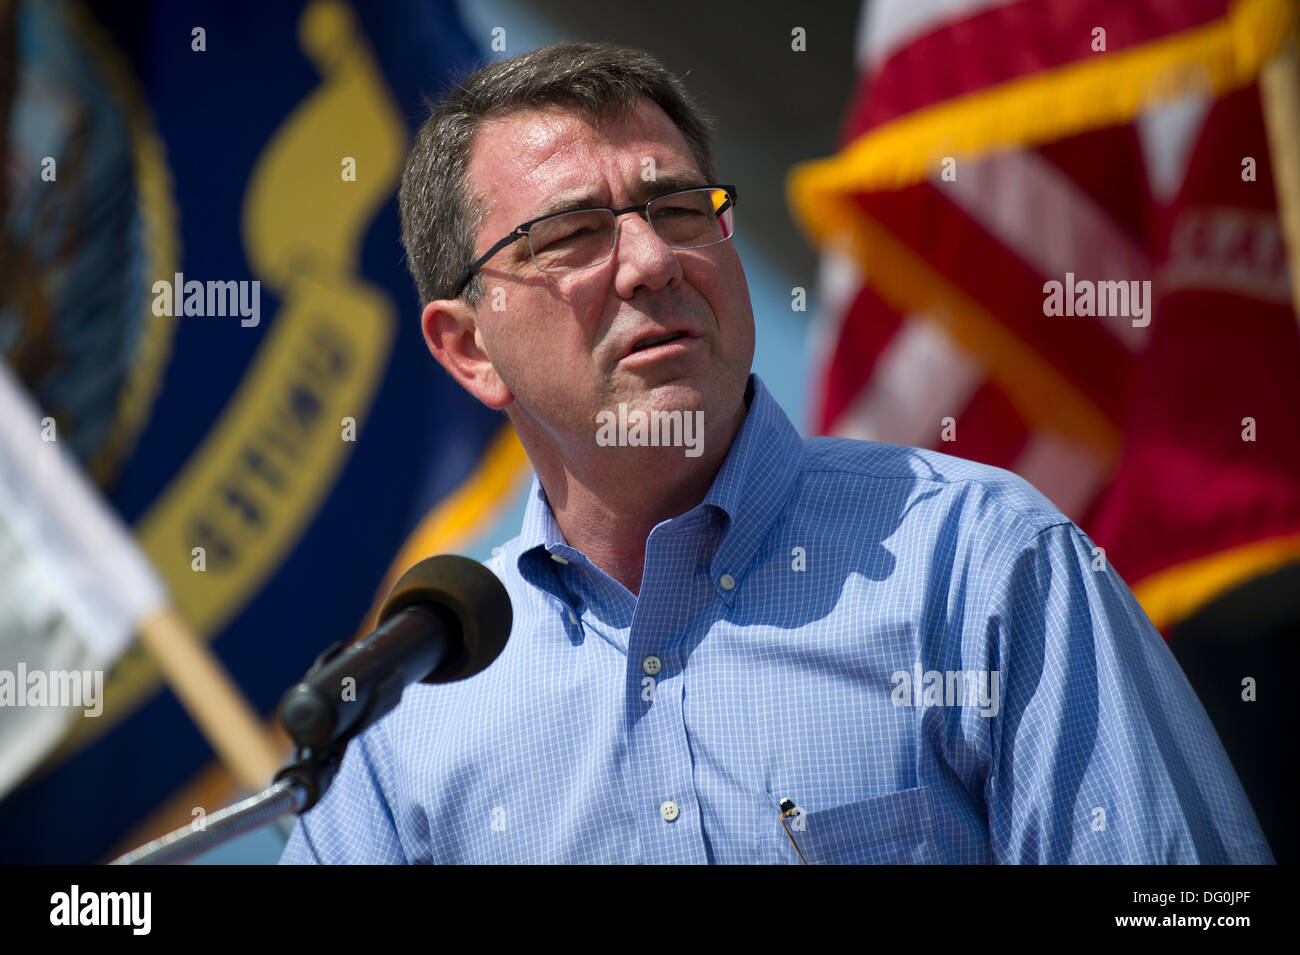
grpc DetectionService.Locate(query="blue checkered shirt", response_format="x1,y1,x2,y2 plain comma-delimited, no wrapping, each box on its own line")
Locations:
280,374,1272,864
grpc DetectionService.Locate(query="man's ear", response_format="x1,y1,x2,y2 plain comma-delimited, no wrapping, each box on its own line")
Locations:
421,298,513,409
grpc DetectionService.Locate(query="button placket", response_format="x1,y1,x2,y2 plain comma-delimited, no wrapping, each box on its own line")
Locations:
622,513,712,862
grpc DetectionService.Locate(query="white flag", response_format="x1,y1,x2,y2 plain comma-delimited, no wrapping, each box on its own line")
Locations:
0,360,167,797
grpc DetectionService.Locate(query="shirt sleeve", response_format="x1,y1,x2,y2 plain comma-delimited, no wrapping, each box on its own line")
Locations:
979,520,1274,864
278,722,408,864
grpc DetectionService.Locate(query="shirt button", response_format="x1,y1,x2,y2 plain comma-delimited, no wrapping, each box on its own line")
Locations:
550,553,569,565
660,800,679,822
642,655,661,675
719,573,735,591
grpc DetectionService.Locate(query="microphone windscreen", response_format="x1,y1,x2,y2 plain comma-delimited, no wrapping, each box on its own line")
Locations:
379,554,512,683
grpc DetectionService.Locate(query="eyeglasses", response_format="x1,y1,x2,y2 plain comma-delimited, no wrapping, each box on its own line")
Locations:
449,184,737,299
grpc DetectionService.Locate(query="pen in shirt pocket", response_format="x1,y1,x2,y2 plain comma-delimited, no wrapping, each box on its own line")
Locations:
779,797,808,864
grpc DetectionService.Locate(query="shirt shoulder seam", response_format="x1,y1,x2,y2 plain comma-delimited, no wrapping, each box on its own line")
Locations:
796,460,1075,541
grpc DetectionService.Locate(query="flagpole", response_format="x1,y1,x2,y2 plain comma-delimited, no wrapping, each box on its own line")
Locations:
137,608,285,793
1260,31,1300,331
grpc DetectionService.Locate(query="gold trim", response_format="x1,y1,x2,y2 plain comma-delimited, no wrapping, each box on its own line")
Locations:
789,0,1296,203
1134,531,1300,631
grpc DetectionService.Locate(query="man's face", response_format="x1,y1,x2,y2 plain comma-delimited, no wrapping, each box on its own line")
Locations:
439,97,755,456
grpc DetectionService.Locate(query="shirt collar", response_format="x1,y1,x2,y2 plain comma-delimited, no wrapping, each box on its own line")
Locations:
515,373,804,601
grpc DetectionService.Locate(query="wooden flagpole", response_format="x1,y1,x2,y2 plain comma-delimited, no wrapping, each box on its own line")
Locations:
1260,26,1300,330
136,608,286,793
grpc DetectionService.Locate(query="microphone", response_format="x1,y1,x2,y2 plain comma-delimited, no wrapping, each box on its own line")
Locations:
278,554,512,751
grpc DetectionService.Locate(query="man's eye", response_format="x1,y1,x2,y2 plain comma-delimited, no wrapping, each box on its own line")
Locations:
531,211,607,251
545,226,594,245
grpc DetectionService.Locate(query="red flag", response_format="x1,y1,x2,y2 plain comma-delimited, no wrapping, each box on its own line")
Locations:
791,0,1300,628
1089,83,1300,630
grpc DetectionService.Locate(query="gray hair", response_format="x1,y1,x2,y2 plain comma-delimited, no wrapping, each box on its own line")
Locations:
397,42,717,306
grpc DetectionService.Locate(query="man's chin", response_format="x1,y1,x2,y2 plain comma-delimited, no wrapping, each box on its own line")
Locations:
617,377,707,415
604,358,747,423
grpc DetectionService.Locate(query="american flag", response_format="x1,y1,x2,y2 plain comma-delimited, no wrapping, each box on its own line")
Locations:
790,0,1300,633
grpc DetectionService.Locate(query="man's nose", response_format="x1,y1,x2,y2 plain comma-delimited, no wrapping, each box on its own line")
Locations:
611,212,682,296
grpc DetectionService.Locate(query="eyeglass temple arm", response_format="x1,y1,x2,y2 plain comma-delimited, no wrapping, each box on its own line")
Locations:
450,228,527,298
716,185,737,215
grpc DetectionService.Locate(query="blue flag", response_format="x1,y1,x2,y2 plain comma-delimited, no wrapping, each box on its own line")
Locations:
0,0,509,862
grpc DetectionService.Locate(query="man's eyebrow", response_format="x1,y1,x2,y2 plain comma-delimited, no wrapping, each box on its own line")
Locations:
524,172,710,221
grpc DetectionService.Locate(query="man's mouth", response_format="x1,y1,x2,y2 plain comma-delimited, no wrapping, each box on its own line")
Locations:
630,331,688,353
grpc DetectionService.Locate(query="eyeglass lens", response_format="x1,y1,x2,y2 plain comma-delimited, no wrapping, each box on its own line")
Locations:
527,187,733,274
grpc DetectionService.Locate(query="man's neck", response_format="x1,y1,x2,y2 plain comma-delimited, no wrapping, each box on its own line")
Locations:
517,395,749,596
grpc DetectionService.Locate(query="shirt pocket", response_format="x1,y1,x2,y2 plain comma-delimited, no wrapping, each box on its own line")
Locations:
793,786,940,864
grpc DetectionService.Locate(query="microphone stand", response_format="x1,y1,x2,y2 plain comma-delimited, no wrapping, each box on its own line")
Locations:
109,746,346,866
112,641,354,866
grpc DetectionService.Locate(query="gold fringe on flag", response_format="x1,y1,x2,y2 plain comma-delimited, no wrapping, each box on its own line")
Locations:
789,0,1296,216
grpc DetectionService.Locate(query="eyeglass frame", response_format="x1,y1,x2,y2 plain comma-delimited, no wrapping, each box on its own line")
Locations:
447,183,738,300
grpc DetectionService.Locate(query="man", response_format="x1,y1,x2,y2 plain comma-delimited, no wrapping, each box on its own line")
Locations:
280,42,1273,864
